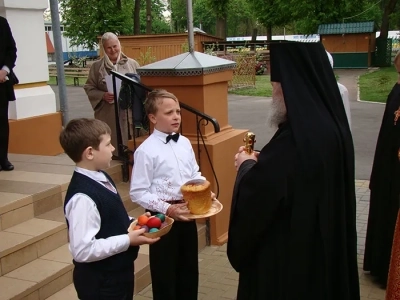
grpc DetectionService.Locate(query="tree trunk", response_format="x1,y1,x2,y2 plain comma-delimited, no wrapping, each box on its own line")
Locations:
133,0,140,34
216,17,227,39
267,24,272,43
251,28,258,51
379,0,398,39
146,0,152,34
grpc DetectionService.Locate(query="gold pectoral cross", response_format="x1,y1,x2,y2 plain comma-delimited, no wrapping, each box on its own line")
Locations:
394,106,400,125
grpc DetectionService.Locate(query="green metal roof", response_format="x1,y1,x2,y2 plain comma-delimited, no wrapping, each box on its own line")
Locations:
318,21,375,35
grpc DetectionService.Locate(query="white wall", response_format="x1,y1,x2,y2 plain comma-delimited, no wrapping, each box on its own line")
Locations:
1,0,57,120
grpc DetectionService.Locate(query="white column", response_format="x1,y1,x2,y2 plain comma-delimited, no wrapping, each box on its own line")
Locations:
1,0,57,120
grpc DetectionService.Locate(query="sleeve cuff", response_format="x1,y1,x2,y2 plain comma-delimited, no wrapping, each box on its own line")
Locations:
2,66,10,74
162,203,171,215
122,234,131,251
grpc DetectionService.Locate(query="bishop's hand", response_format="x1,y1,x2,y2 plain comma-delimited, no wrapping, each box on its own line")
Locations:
234,146,259,171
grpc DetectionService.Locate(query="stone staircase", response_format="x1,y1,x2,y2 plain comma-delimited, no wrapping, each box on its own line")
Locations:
0,154,207,300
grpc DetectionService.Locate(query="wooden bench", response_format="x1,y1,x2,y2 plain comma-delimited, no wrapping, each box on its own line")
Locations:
48,67,90,86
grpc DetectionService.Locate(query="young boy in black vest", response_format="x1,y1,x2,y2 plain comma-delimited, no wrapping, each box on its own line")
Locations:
60,118,159,299
130,90,214,300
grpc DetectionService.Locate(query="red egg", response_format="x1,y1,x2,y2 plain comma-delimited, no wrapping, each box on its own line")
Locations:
147,216,162,229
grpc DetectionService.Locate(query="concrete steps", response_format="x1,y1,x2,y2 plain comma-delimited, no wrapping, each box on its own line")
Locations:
1,154,208,299
0,244,73,300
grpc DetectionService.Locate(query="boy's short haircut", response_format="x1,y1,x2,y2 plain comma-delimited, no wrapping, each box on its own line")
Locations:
144,89,178,115
60,118,111,163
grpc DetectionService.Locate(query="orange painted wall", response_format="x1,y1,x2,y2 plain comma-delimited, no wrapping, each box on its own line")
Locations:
9,112,64,155
321,33,375,53
117,33,223,64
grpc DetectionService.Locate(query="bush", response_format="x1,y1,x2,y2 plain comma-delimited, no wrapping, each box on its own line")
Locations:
255,62,266,75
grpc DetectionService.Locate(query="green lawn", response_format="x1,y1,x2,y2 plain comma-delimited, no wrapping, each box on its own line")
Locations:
228,74,339,97
359,66,397,103
47,76,86,86
229,75,272,97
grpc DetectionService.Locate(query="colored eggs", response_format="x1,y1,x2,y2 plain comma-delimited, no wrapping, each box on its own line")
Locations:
134,213,165,231
147,216,162,229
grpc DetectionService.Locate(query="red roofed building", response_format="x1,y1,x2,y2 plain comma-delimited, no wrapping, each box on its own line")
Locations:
45,32,55,61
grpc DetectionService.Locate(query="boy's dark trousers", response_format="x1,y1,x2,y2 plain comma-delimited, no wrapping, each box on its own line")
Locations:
150,220,199,300
73,264,134,300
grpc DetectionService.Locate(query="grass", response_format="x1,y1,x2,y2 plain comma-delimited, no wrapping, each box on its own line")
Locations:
229,75,272,97
228,74,338,97
359,66,398,103
47,76,85,86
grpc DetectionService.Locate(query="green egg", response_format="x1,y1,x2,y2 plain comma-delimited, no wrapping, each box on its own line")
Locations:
156,213,166,222
149,228,159,233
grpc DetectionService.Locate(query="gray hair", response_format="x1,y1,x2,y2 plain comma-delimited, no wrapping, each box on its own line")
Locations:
101,32,119,47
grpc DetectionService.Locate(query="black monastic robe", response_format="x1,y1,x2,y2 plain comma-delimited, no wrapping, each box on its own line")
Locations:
364,83,400,286
228,41,360,300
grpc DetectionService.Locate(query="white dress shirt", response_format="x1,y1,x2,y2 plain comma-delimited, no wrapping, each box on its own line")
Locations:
65,167,130,263
130,129,205,214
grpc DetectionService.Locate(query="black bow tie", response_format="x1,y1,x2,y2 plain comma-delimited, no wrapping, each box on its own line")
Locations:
165,133,180,143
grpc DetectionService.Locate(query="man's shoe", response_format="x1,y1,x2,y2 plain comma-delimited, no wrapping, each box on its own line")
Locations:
0,160,14,171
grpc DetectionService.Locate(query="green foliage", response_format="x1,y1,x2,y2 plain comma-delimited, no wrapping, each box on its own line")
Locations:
207,0,230,18
138,0,170,34
204,43,218,55
226,0,254,36
60,0,170,50
170,0,188,32
181,40,189,52
193,0,216,35
251,0,291,30
250,0,390,35
137,47,156,65
60,0,134,49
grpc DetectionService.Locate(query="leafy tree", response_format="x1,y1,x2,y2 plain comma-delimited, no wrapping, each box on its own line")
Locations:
207,0,230,38
251,0,292,40
170,0,188,32
377,0,398,39
226,0,255,37
139,0,170,33
292,0,379,34
60,0,134,49
60,0,170,48
193,0,216,34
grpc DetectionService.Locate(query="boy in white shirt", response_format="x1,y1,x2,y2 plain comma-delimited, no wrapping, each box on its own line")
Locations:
130,90,205,300
60,118,159,299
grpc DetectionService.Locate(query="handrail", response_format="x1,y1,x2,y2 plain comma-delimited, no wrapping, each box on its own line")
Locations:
110,70,220,134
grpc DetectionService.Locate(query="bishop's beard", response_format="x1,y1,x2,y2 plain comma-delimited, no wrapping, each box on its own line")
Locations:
267,94,287,128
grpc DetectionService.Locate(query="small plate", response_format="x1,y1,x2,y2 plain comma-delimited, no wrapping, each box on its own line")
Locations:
128,216,174,238
182,200,223,219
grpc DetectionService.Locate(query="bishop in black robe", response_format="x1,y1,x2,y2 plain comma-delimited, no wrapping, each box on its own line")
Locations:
227,42,360,300
363,57,400,287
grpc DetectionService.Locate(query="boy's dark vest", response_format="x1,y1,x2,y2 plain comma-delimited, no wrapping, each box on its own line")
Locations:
64,171,138,271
